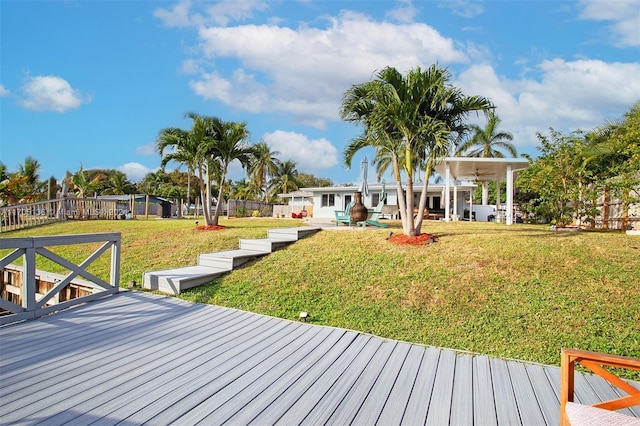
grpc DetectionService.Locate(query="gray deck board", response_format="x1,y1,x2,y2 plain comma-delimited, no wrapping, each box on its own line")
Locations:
472,355,498,425
1,291,638,426
400,345,440,424
526,363,561,425
376,343,426,424
450,353,473,426
507,360,546,425
425,348,456,425
490,356,522,425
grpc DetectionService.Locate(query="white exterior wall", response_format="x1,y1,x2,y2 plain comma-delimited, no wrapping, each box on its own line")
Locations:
303,185,469,220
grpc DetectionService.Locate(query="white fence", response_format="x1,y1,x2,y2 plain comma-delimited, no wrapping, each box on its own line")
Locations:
0,233,121,325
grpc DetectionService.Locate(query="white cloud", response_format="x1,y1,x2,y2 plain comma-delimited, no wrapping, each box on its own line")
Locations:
456,59,640,153
188,11,467,127
578,0,640,47
0,84,9,97
203,0,269,26
117,162,156,183
154,0,268,28
153,0,195,28
263,130,339,171
19,75,90,112
439,0,484,18
386,0,419,23
135,143,158,156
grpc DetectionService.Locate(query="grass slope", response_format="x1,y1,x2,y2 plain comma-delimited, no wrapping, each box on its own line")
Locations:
3,218,639,372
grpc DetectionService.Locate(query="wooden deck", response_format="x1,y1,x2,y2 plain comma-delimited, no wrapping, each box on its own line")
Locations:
1,291,638,425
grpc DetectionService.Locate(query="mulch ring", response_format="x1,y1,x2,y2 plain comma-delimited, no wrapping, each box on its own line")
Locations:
388,233,439,246
195,225,227,231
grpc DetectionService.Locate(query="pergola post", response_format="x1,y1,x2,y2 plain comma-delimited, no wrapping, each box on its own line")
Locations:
445,162,451,222
506,165,513,225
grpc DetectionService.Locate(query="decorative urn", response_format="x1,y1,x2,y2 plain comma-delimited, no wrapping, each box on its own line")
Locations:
349,191,368,222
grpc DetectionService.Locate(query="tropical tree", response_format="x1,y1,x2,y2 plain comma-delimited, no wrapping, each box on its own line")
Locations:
0,158,46,204
102,171,135,195
156,127,199,213
455,111,516,204
583,103,640,229
70,166,105,198
249,141,281,202
207,118,253,225
270,160,301,196
341,65,493,236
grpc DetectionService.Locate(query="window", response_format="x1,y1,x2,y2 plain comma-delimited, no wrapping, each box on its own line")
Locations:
344,195,352,208
372,193,380,206
321,194,335,207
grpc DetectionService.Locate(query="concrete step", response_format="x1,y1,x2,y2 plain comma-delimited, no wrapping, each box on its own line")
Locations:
238,237,297,253
267,226,321,240
143,265,228,295
198,249,268,269
142,226,323,296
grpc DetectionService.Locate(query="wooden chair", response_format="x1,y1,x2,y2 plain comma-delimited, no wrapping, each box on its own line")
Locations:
334,201,355,226
357,198,388,228
561,348,640,425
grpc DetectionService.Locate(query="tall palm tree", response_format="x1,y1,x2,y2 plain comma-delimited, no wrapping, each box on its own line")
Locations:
270,160,301,196
249,141,281,202
341,65,493,236
207,118,252,225
455,112,516,204
157,127,199,213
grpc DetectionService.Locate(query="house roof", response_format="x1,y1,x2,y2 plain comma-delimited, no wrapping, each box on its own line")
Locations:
434,157,530,181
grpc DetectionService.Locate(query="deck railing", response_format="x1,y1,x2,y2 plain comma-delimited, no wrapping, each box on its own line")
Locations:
0,233,121,325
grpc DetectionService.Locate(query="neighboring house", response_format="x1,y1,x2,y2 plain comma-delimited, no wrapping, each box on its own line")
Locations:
95,194,174,218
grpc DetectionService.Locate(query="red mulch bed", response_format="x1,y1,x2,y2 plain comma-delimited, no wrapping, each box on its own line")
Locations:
388,233,438,246
194,225,227,231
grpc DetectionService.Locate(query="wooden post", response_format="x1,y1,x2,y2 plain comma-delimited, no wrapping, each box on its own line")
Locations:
560,348,575,426
145,194,149,220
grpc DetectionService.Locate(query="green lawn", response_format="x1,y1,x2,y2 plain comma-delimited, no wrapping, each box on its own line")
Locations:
3,218,639,373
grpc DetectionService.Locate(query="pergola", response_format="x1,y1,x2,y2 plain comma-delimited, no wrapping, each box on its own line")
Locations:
434,157,530,225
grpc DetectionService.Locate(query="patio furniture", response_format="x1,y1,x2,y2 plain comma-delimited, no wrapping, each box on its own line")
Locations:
357,198,388,228
334,201,355,226
560,348,640,426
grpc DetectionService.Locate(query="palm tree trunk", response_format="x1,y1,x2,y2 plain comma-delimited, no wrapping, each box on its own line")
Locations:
212,173,226,226
404,179,416,236
482,181,489,205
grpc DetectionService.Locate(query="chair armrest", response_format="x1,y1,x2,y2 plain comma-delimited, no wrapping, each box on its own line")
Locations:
561,348,640,426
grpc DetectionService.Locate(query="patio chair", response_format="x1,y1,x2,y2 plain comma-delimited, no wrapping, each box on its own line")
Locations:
334,201,355,226
357,197,388,228
560,348,640,426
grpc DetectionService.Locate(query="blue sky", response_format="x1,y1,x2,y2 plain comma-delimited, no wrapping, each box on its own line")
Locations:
1,0,639,185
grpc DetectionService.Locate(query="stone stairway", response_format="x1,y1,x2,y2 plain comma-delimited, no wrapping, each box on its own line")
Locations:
142,226,321,295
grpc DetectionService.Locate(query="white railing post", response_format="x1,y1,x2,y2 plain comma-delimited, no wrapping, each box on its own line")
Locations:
23,245,37,312
110,237,121,289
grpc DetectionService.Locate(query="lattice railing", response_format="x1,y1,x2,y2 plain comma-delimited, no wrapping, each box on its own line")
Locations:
0,233,121,325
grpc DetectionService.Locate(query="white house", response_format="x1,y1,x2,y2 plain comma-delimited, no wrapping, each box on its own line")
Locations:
279,182,477,221
279,158,531,224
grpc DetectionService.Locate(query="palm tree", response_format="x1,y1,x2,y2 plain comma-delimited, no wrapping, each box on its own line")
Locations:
270,160,301,196
249,141,281,202
103,171,135,195
207,118,253,225
71,165,104,198
341,65,493,236
456,112,516,204
157,127,199,214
